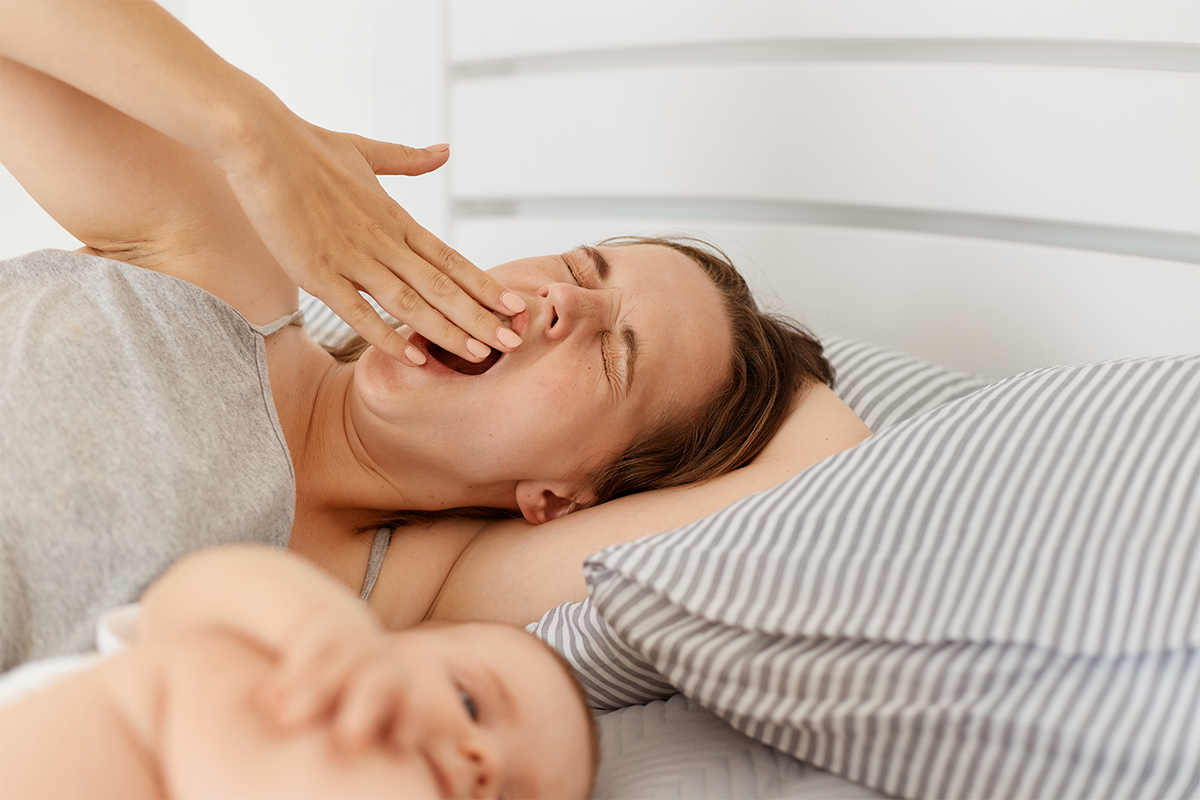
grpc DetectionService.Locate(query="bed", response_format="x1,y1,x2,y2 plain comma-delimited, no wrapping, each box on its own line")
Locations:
2,1,1197,798
437,4,1200,797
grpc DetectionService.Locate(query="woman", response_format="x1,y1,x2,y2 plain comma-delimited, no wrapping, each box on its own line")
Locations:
0,2,871,669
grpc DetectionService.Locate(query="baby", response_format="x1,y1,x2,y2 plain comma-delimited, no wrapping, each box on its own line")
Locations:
0,546,596,799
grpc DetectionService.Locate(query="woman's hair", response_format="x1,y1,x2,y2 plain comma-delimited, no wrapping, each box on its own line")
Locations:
584,235,833,503
327,234,834,526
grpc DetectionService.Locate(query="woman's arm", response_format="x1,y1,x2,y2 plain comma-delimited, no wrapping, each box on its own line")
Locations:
429,384,872,626
0,55,301,324
0,1,522,363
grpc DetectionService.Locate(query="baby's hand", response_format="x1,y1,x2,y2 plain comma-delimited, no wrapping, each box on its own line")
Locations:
310,635,422,752
253,608,386,736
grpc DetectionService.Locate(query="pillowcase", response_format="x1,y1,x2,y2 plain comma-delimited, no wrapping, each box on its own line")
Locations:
299,289,360,348
591,693,886,800
819,334,992,432
581,355,1200,799
532,335,994,708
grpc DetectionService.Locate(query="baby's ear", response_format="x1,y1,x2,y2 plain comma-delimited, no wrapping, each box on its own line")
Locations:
514,480,598,525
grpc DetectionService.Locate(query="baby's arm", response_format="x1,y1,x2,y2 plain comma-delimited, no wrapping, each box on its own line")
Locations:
0,548,435,799
142,545,432,748
139,544,378,653
0,648,169,798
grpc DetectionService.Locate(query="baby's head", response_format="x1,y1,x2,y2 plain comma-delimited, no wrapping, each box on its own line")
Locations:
384,620,597,799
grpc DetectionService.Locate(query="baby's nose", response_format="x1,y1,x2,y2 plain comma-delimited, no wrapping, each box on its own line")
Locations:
463,741,499,799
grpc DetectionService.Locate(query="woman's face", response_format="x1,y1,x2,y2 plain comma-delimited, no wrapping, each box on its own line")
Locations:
382,622,593,799
353,244,733,518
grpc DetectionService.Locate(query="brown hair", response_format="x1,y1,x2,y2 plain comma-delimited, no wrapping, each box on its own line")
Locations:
327,234,833,525
584,235,833,503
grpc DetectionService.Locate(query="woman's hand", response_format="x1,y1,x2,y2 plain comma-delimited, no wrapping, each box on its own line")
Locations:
218,108,525,367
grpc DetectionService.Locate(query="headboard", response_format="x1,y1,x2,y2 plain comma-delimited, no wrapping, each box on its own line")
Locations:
1,1,1195,381
442,1,1199,379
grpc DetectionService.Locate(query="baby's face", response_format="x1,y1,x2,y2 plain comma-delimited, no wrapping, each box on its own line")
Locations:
384,621,593,799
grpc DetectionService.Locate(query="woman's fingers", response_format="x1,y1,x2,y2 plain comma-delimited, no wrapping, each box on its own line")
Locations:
315,275,425,365
334,140,524,361
352,136,450,177
221,118,524,366
404,220,528,321
354,246,523,364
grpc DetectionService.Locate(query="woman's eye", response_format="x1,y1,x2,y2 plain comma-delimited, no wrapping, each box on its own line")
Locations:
460,690,479,721
565,259,582,285
600,332,617,383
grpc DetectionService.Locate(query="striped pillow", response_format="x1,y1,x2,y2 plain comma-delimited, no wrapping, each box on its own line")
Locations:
582,355,1200,799
820,334,992,431
533,336,993,707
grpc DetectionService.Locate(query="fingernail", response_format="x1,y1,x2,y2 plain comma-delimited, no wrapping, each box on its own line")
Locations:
405,345,427,365
496,326,522,349
466,338,492,359
501,292,526,314
427,142,450,153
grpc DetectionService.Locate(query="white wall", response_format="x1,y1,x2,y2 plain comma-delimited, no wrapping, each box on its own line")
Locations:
443,1,1199,377
0,0,449,257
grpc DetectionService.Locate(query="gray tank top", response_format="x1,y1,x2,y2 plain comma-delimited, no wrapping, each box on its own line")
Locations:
0,250,296,670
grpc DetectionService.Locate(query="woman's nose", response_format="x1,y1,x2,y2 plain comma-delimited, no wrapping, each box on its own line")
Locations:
539,282,602,341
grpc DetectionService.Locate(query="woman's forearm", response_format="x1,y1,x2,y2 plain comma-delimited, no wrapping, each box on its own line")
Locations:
0,0,279,169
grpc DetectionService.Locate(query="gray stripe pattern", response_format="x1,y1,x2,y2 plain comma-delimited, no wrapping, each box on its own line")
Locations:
530,599,675,709
582,355,1199,799
821,334,993,431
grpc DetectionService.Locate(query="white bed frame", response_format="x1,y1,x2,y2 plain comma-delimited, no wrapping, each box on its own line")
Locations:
0,3,1195,797
441,1,1198,380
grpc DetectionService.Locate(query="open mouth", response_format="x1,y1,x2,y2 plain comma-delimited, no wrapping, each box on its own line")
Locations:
425,340,503,375
411,311,523,376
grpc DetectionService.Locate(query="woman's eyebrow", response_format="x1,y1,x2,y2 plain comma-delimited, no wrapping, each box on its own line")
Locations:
579,245,612,281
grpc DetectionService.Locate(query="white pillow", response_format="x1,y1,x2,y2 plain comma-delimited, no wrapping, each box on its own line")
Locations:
584,355,1200,799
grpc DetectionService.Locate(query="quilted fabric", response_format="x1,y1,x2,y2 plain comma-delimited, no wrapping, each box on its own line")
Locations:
593,694,885,799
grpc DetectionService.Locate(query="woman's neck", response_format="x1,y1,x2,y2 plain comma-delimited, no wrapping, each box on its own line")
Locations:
267,331,516,525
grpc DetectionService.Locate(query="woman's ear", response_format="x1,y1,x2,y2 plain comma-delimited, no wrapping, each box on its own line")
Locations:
514,480,598,525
